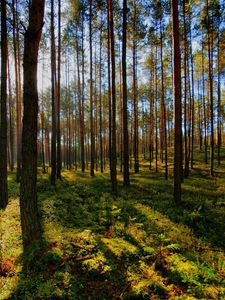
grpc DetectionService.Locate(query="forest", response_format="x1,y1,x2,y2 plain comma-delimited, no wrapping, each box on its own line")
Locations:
0,0,225,299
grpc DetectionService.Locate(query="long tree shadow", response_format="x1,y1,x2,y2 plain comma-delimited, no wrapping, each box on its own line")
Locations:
129,172,225,250
3,169,225,299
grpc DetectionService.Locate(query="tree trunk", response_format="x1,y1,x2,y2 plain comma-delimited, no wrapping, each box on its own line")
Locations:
171,0,182,203
107,1,112,173
12,0,22,182
108,0,117,192
50,0,57,184
132,2,139,173
149,66,154,170
56,0,62,180
99,18,104,173
217,31,221,165
183,0,189,177
7,56,14,172
81,12,85,172
122,0,130,186
90,0,95,177
159,9,168,179
0,0,9,209
202,39,208,164
207,0,214,176
20,0,45,252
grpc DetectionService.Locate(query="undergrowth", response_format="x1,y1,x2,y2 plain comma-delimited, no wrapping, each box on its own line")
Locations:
0,153,225,299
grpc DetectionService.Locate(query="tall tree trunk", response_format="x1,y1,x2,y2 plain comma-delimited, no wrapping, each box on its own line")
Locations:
159,9,168,179
90,0,95,177
108,0,117,192
50,0,57,185
81,12,85,171
217,31,221,165
0,0,8,209
149,66,154,170
99,19,104,173
76,40,84,172
7,56,14,172
171,0,182,203
207,0,214,176
94,40,98,172
12,0,22,182
183,0,189,177
56,0,62,179
155,47,158,173
132,1,139,173
122,0,130,186
189,21,195,169
20,0,45,252
107,1,112,173
202,38,208,164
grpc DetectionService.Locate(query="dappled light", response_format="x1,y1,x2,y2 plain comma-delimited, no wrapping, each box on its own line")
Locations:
1,0,225,298
1,166,225,299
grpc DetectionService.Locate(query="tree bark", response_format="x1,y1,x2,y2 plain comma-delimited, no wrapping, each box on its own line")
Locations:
206,0,214,176
56,0,62,179
171,0,182,203
90,0,95,177
108,0,117,192
122,0,130,186
0,0,9,209
20,0,45,252
50,0,57,185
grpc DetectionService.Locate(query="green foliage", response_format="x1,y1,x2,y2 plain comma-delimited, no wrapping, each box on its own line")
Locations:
1,164,225,299
97,193,121,228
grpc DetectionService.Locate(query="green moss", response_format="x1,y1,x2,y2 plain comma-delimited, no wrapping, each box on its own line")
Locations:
1,157,225,299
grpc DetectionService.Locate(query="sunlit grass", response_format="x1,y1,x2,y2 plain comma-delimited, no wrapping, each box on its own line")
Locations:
1,151,225,299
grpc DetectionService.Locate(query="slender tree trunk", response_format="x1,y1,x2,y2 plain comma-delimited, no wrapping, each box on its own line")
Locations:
159,11,168,179
81,12,85,172
12,0,22,182
108,0,117,192
94,40,98,172
189,22,195,169
56,0,62,179
197,78,202,150
183,0,189,177
7,57,14,172
132,2,139,173
202,39,208,164
171,0,182,203
0,0,8,209
149,67,154,170
99,19,104,173
217,32,221,165
41,105,46,174
50,0,57,184
217,41,222,165
76,40,84,172
155,47,158,173
41,52,46,174
122,0,130,186
90,0,95,177
207,0,214,176
107,1,112,173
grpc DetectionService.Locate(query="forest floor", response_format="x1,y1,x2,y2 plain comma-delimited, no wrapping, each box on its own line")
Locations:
1,153,225,299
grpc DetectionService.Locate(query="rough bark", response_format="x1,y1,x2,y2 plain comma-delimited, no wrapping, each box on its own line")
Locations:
50,0,57,185
122,0,130,186
20,0,45,252
108,0,117,192
0,0,9,209
56,0,62,180
171,0,182,203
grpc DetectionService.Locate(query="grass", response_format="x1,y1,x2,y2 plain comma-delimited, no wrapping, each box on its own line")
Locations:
0,150,225,299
